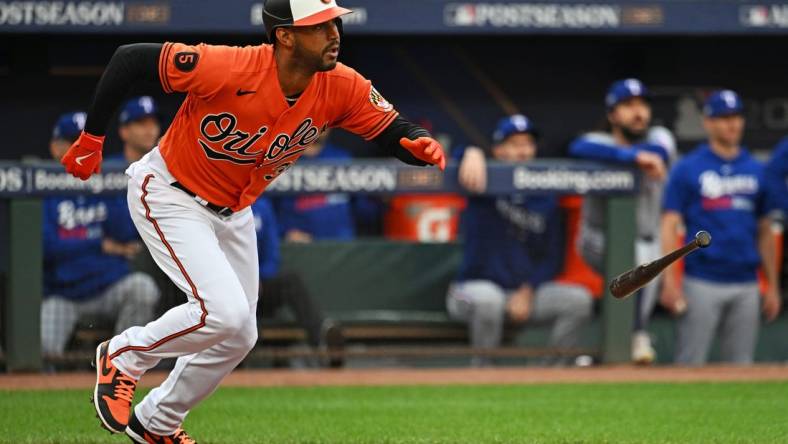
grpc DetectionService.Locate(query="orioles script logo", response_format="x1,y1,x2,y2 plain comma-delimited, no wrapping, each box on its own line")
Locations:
198,113,324,173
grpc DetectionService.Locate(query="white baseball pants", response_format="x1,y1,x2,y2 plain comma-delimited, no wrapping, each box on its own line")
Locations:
108,148,259,435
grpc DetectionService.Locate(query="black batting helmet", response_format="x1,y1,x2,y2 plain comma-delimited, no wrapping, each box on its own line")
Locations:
263,0,352,43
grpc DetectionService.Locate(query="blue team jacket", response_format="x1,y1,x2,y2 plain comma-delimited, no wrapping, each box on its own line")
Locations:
456,195,565,290
43,195,131,301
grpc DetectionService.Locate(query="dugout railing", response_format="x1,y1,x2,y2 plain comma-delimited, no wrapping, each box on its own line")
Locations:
0,160,639,372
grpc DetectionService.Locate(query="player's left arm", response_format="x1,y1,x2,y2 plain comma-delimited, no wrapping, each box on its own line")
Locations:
61,43,163,179
659,162,689,314
332,69,445,170
757,169,781,321
758,215,781,322
372,116,446,170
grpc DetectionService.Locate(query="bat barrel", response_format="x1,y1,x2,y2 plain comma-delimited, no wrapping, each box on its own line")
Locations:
609,230,712,299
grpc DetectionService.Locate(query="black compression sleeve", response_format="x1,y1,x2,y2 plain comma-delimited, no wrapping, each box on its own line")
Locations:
84,43,163,136
372,115,431,166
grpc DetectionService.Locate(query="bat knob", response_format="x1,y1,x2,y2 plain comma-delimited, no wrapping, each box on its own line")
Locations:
694,231,712,248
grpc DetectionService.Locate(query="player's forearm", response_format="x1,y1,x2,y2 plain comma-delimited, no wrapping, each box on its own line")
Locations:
569,139,638,163
660,212,682,285
84,43,162,136
758,217,779,289
373,115,430,166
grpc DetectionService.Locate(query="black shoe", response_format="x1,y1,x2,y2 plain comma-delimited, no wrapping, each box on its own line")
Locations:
126,410,197,443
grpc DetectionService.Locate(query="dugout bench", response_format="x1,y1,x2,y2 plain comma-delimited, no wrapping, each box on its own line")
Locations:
0,160,639,371
66,240,595,366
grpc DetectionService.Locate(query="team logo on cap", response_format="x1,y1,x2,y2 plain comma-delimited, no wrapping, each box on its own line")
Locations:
369,86,393,113
721,90,738,107
625,79,642,95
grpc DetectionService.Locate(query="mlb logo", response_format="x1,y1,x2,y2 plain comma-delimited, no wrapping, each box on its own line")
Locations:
741,6,770,27
445,4,477,26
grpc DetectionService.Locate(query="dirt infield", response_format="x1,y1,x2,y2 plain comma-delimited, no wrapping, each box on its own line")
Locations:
2,365,788,391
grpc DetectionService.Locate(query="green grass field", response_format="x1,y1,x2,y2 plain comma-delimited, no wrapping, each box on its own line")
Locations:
1,382,787,443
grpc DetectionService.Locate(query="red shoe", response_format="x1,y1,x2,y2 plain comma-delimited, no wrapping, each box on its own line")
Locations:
126,410,197,444
91,341,137,433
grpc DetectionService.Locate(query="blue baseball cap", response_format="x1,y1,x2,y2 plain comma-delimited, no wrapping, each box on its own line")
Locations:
119,96,158,125
52,111,86,141
703,90,743,117
492,114,539,144
605,78,649,109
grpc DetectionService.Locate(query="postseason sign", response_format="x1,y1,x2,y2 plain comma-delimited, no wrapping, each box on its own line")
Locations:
0,160,637,197
1,1,788,35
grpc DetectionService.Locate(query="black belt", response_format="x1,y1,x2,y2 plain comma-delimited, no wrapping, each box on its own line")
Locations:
171,182,234,217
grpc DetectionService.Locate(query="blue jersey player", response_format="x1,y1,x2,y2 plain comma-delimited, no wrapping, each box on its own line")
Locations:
42,112,160,357
661,90,781,365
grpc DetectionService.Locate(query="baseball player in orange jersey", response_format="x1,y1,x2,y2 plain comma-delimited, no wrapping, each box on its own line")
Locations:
60,0,446,442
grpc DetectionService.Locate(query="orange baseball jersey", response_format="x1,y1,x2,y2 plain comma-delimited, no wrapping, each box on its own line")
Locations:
157,42,399,211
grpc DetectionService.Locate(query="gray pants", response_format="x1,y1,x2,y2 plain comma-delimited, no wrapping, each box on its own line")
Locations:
41,272,160,357
447,280,593,366
676,276,760,366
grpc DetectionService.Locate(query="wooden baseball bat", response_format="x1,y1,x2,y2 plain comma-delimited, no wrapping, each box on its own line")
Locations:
609,230,712,299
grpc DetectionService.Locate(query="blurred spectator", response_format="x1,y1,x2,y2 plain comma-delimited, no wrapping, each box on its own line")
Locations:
569,78,676,364
117,96,161,163
275,129,357,242
661,90,781,365
251,197,344,367
41,112,159,358
447,115,593,367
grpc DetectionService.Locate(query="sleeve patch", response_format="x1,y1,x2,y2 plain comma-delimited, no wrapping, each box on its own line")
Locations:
369,86,393,113
174,51,199,72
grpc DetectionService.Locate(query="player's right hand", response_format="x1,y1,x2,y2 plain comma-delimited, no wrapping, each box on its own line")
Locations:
660,279,687,316
61,131,105,180
635,151,666,181
507,285,533,323
458,146,487,193
762,288,781,322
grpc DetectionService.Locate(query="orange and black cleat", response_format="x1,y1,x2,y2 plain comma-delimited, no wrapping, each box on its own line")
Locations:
91,341,137,433
126,411,197,444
